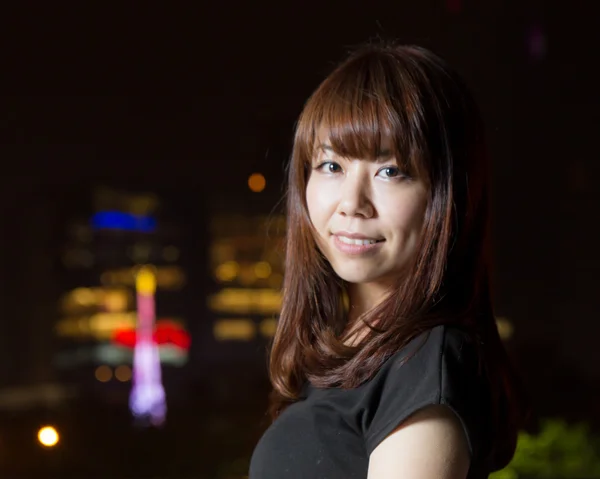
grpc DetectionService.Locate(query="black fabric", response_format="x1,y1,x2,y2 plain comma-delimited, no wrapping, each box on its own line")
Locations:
249,325,496,479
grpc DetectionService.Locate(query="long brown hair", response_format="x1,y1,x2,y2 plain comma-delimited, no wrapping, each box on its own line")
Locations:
269,42,524,469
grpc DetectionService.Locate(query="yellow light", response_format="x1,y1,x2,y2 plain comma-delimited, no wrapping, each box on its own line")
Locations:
115,365,132,382
100,266,184,290
207,288,282,314
38,426,59,447
254,261,272,279
95,365,112,382
248,173,266,193
213,319,256,341
259,318,278,337
136,267,156,295
72,288,96,306
56,312,137,340
89,312,137,338
103,290,129,312
215,261,239,282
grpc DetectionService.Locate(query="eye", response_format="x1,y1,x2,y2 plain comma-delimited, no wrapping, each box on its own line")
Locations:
315,161,343,174
376,166,405,179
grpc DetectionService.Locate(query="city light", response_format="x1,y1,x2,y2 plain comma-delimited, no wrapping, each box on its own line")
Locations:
115,365,132,382
112,320,191,350
259,318,278,337
60,287,132,315
100,266,186,290
92,211,157,233
248,173,266,193
37,426,60,447
207,288,282,315
254,261,272,279
215,261,240,282
129,266,167,426
95,365,113,382
213,319,256,341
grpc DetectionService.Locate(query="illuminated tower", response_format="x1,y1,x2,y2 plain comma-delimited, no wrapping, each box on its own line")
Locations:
54,186,191,396
129,266,166,426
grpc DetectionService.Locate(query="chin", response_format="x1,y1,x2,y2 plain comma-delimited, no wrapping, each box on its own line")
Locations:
331,267,382,285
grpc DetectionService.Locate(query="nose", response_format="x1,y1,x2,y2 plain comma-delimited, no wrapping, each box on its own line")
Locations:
337,172,374,218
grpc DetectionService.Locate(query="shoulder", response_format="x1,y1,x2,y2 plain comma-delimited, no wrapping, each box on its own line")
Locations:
363,325,492,461
379,324,480,379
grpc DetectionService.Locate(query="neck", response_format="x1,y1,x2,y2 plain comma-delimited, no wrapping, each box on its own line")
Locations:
343,281,391,344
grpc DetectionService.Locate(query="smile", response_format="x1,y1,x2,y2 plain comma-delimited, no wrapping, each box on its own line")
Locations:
332,235,385,255
336,236,384,246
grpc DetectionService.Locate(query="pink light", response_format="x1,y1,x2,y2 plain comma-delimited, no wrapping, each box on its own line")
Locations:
129,268,167,426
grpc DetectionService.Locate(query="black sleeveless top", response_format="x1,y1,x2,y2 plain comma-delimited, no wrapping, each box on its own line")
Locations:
250,325,498,478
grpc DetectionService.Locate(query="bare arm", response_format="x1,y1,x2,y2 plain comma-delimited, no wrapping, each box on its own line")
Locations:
367,405,470,479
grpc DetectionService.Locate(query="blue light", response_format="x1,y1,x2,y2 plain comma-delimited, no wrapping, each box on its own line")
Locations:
92,211,157,233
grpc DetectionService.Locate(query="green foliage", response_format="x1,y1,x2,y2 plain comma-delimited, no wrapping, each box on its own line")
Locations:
490,419,600,479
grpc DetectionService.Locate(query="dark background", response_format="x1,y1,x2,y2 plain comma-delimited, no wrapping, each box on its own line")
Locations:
1,1,598,477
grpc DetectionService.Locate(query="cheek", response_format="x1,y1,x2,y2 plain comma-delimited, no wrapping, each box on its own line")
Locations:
305,178,330,229
305,181,318,225
387,194,427,240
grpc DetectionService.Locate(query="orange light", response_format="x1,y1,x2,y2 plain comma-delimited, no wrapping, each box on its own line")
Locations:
248,173,266,193
95,365,112,382
115,365,132,382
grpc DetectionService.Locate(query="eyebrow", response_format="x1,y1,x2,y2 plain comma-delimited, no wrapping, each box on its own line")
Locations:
317,143,393,162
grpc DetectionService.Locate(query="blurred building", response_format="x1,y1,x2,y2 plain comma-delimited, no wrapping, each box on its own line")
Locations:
53,187,192,398
202,214,285,358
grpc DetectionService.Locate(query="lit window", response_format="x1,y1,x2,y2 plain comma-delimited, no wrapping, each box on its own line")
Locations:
213,319,256,341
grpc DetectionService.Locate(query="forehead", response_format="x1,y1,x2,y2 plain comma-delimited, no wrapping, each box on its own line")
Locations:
313,126,394,158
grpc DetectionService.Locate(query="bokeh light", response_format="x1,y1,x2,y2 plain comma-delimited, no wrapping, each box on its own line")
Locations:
115,365,132,382
37,426,59,447
215,261,240,282
248,173,266,193
95,365,113,382
254,261,272,279
259,318,278,337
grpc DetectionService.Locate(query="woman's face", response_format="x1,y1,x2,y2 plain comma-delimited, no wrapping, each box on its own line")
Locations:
306,133,428,288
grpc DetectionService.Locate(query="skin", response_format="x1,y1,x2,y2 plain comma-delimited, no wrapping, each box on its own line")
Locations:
306,134,428,324
305,133,471,478
367,405,471,479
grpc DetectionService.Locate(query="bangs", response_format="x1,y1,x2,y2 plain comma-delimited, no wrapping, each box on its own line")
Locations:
296,49,432,178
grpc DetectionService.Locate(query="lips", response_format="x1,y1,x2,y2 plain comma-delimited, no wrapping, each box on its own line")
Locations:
336,236,384,246
332,235,385,255
332,231,385,244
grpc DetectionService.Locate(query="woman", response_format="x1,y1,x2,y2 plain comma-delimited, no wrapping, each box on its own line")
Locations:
249,42,524,478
